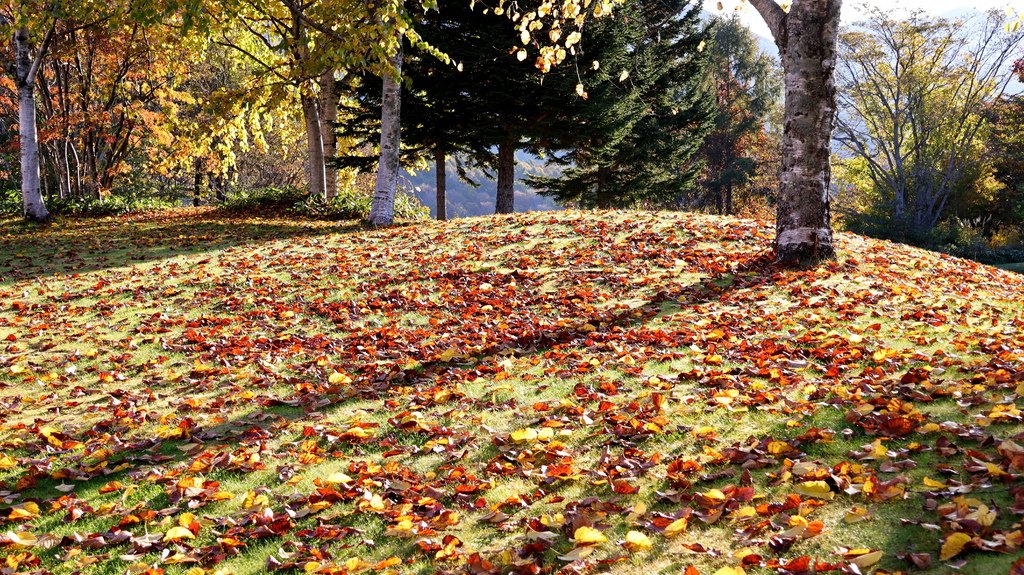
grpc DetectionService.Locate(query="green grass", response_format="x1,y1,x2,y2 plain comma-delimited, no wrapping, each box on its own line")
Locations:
1,208,1023,575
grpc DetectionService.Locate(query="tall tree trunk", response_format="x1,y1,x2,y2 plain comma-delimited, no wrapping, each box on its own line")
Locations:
749,0,840,263
725,182,734,216
319,70,339,200
369,43,404,227
435,144,447,221
495,135,515,214
193,157,204,206
56,142,71,199
302,95,327,199
15,27,50,221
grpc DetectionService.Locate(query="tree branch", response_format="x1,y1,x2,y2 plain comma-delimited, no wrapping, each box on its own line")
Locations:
26,20,56,85
746,0,786,44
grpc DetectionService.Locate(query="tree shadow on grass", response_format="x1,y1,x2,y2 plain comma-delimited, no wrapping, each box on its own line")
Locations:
1,249,827,574
0,210,368,286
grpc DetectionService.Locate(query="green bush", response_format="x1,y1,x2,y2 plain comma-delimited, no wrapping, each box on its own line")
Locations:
294,186,429,221
0,188,20,216
44,194,176,217
219,186,308,213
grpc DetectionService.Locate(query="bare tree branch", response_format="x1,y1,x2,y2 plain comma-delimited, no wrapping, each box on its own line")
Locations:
746,0,786,45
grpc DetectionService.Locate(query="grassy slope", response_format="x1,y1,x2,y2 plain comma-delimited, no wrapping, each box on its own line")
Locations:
0,209,1022,575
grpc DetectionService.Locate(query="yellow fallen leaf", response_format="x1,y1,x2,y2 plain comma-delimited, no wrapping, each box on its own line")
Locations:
844,506,871,524
731,506,757,520
163,526,196,542
851,550,883,568
705,488,727,501
328,371,351,385
664,517,688,537
573,526,607,546
510,428,538,443
712,567,745,575
0,454,17,470
344,426,372,439
985,462,1009,477
794,480,834,500
622,530,652,552
242,491,270,509
8,502,40,521
923,476,947,488
3,530,37,548
940,532,972,561
345,557,372,572
325,472,353,485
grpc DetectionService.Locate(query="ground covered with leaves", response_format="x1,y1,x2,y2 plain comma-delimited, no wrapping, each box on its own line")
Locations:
1,209,1023,575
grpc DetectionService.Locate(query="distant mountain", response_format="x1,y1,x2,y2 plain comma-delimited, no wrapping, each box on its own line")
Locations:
402,152,564,219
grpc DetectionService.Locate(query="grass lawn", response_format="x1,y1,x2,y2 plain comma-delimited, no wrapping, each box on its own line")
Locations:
997,263,1024,274
1,208,1023,575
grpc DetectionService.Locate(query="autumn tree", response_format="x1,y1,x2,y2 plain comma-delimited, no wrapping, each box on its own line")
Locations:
35,17,196,199
833,9,1024,235
699,14,781,216
3,1,64,220
2,0,207,220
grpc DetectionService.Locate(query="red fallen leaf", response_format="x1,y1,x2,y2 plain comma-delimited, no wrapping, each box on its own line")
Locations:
612,479,638,494
902,552,932,569
780,556,812,573
740,553,764,567
98,481,124,494
1010,556,1024,575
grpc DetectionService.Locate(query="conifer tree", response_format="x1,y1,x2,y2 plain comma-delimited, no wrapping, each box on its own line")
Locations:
528,0,713,209
700,14,782,215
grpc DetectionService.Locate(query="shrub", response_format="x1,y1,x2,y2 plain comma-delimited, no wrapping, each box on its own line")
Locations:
44,194,176,217
293,185,429,222
0,188,20,216
219,187,308,213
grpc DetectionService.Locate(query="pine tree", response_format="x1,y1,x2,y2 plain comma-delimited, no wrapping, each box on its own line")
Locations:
699,14,782,215
528,0,713,209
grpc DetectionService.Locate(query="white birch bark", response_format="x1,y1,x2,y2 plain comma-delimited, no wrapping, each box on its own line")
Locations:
15,26,51,221
369,42,404,226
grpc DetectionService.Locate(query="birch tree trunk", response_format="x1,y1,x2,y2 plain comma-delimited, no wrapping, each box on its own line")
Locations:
748,0,841,263
15,26,50,221
319,70,339,200
302,95,327,199
435,145,447,221
369,42,404,227
495,136,515,214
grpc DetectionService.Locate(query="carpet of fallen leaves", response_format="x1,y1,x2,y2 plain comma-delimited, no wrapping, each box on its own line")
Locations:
1,208,1024,575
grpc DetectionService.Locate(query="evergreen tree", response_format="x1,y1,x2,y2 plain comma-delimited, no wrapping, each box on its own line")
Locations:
528,0,713,209
699,14,782,215
337,0,550,217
